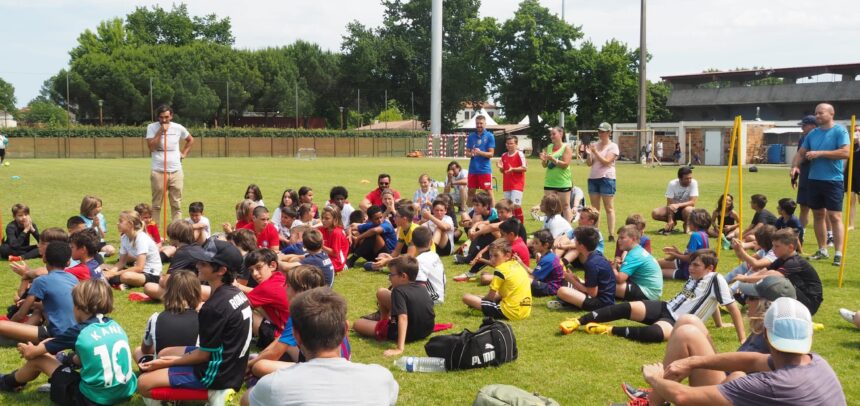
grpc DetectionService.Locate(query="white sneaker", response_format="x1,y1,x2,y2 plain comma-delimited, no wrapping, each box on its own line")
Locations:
453,272,476,282
546,300,566,310
839,308,856,323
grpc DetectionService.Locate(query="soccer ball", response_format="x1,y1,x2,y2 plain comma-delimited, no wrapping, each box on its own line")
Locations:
2,161,9,166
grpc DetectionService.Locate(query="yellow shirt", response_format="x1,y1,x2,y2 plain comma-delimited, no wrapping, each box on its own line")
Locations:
489,259,532,321
397,222,434,250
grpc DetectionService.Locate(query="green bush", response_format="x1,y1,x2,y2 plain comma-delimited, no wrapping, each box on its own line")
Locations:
4,126,428,138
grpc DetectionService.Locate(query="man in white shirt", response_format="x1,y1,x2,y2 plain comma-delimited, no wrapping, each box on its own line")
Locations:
651,166,699,234
146,105,194,227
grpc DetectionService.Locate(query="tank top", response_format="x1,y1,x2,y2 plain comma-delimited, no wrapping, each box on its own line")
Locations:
544,144,572,188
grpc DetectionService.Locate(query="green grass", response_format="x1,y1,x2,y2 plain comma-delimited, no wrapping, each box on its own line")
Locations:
0,157,857,405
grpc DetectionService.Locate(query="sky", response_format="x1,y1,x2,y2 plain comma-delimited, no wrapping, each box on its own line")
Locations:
1,0,858,108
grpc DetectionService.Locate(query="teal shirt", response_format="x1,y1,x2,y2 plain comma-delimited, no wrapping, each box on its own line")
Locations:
619,245,663,299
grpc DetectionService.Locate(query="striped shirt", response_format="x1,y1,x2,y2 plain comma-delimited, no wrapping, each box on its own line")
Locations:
666,272,734,322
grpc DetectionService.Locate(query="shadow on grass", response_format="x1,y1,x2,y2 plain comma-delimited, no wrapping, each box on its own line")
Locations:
838,341,860,350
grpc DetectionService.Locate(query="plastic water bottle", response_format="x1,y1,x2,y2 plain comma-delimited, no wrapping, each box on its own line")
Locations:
393,356,446,372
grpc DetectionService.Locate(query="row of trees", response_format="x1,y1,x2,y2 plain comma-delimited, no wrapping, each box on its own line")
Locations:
10,1,676,144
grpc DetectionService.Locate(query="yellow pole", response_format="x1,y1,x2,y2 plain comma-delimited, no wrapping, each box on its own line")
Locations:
736,116,744,230
717,117,740,260
838,115,856,287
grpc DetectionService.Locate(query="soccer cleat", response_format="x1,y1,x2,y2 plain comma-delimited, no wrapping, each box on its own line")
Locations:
608,397,651,406
559,318,581,335
584,322,612,335
656,228,669,236
452,254,468,265
832,254,842,266
128,292,152,302
809,250,829,261
621,382,652,400
546,300,569,310
453,272,476,282
840,308,856,323
607,235,616,243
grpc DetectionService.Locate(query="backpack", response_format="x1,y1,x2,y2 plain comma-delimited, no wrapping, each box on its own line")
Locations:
424,317,517,371
472,384,559,406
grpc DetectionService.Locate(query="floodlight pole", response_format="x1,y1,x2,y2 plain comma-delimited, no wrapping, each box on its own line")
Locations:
430,0,443,136
637,0,648,153
559,0,565,129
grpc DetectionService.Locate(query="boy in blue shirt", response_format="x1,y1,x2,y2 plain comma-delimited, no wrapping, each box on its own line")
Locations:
550,227,616,310
613,225,663,301
347,205,396,268
775,197,804,245
281,229,335,287
0,280,137,405
0,241,78,343
660,208,711,280
527,229,565,297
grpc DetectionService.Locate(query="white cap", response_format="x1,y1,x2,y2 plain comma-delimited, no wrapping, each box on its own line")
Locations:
764,297,813,354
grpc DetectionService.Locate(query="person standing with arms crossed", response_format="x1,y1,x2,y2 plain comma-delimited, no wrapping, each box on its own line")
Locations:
465,115,496,208
146,105,194,229
791,103,849,266
586,122,619,242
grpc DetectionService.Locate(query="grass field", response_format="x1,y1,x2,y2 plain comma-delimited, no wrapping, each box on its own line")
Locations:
0,157,857,405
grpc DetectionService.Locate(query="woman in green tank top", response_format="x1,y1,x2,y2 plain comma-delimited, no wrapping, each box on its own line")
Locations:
539,127,574,221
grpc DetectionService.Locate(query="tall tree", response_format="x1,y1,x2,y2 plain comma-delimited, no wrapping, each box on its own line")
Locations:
490,0,582,150
0,77,15,112
573,39,639,129
125,4,234,46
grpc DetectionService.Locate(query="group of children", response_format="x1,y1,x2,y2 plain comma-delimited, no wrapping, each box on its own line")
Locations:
0,157,832,405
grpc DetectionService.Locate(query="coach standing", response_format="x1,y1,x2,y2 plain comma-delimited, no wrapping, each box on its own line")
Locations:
146,105,194,227
465,115,496,208
791,103,849,266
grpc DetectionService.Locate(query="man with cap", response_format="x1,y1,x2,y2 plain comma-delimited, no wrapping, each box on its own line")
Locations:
137,242,253,399
792,115,818,229
791,103,850,266
622,296,845,406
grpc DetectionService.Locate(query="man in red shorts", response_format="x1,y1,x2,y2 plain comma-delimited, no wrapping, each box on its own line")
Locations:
466,115,496,207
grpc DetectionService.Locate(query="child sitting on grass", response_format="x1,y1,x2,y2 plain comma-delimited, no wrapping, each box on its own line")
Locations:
613,225,663,301
319,206,349,273
412,227,446,304
475,218,531,285
524,229,565,297
742,194,777,242
251,206,280,250
354,256,436,356
280,229,335,287
462,239,532,321
243,249,289,350
560,249,745,344
245,184,265,207
549,227,616,311
708,194,739,239
134,270,200,364
412,173,438,215
222,199,256,233
0,280,137,404
65,229,104,281
0,203,40,260
135,203,162,247
775,197,803,246
726,225,777,289
103,211,162,289
453,193,501,280
347,205,396,268
0,241,78,343
554,207,603,268
540,194,572,238
78,195,116,257
186,201,210,242
659,208,711,280
420,200,455,257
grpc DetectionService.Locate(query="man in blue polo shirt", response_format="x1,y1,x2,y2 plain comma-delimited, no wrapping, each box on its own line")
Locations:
465,115,496,207
791,103,850,266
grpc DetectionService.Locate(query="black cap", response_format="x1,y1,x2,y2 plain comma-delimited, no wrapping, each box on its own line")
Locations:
188,241,243,275
797,115,816,126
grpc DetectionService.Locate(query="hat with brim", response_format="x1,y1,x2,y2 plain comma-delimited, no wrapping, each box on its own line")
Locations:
764,297,813,354
738,276,796,301
797,115,816,126
597,122,612,132
188,241,243,276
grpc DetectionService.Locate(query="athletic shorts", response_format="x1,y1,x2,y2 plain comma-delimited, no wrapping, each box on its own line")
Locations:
622,282,650,302
807,180,844,212
796,178,810,206
480,300,507,320
144,273,161,284
671,209,685,222
38,325,51,341
435,239,453,257
49,366,102,406
0,149,5,158
468,173,493,190
640,300,676,325
374,318,398,341
578,296,612,311
587,178,616,196
544,186,572,193
257,319,277,350
672,258,690,280
503,190,524,206
530,279,557,297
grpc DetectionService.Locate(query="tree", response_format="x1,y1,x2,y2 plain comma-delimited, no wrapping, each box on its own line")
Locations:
125,4,234,46
572,39,639,129
0,77,15,113
490,0,582,151
15,100,68,127
647,81,675,122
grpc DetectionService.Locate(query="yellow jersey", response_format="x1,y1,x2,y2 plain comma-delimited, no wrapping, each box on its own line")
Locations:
489,259,532,320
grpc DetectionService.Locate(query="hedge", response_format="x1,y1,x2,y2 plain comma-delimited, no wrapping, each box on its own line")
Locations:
4,126,429,139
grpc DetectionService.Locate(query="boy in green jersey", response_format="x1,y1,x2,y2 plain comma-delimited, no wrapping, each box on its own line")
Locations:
0,280,137,405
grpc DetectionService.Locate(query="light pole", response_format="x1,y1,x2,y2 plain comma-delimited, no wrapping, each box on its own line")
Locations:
98,99,104,126
559,0,565,129
339,106,344,130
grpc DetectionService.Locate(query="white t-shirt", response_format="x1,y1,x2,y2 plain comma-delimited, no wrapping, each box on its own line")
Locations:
424,215,455,253
119,232,163,276
145,122,190,172
656,142,664,157
416,251,446,304
249,357,399,406
186,216,211,240
665,272,734,322
665,178,699,204
543,214,573,239
0,134,7,149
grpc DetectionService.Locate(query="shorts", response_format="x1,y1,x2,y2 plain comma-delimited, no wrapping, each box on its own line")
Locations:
435,239,453,256
530,279,557,297
672,259,690,280
374,318,397,341
38,325,51,341
468,173,493,190
671,209,685,222
49,366,103,406
544,186,572,193
168,349,206,390
0,149,5,158
587,178,616,196
621,282,650,301
579,296,612,311
480,300,507,320
640,300,676,325
257,319,277,350
807,180,844,212
144,273,161,284
503,190,524,206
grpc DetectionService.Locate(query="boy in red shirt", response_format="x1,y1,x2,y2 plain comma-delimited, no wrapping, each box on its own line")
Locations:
480,218,530,285
252,206,280,251
243,249,289,350
497,135,527,223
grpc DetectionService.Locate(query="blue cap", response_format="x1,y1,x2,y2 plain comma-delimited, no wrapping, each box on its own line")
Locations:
797,115,816,126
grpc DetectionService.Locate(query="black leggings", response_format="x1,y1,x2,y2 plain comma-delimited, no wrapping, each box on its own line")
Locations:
577,300,674,343
466,233,496,274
